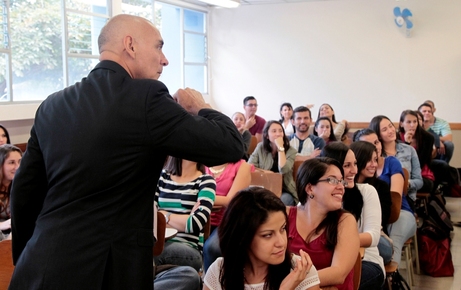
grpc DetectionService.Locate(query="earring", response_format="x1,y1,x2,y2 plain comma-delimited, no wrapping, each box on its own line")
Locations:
309,194,314,199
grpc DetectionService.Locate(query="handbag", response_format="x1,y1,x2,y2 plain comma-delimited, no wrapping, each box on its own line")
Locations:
418,233,454,277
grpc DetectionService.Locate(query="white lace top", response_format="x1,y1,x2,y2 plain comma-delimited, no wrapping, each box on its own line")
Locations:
204,256,320,290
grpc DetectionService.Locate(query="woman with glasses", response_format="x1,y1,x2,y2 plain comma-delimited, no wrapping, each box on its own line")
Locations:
287,157,359,290
320,142,384,289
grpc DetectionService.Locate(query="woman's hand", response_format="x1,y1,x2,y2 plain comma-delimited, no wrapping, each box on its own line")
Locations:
0,219,11,231
274,137,284,149
404,130,414,143
280,250,313,290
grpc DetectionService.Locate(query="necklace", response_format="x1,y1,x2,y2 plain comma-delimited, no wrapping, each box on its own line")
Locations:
209,164,227,175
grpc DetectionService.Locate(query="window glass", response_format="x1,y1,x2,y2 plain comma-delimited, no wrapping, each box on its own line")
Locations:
68,57,98,85
121,0,153,19
68,13,106,55
184,33,206,63
184,9,205,33
184,64,206,93
66,0,108,14
0,53,9,101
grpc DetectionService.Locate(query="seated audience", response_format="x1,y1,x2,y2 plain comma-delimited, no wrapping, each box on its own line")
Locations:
231,112,252,159
249,120,298,206
321,142,385,289
0,144,22,241
153,206,201,290
398,110,435,193
368,116,418,266
418,101,454,164
154,156,216,271
203,159,253,271
313,117,337,145
289,106,325,161
317,104,349,141
0,125,11,145
279,102,295,136
353,128,405,265
243,96,266,143
288,158,359,290
204,187,320,290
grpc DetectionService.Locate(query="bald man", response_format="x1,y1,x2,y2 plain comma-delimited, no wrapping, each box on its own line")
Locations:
10,14,243,289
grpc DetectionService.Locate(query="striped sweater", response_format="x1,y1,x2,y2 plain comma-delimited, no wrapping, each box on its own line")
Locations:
155,171,216,251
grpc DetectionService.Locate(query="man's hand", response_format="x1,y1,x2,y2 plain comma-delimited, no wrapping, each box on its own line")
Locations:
173,88,212,115
438,141,446,155
309,148,321,158
245,116,256,130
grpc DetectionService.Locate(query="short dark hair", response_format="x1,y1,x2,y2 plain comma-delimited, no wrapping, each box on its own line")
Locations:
417,102,433,112
293,106,311,119
243,96,256,106
163,156,205,176
218,187,290,290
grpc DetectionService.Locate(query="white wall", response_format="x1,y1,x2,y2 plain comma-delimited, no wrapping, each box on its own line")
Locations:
208,0,461,122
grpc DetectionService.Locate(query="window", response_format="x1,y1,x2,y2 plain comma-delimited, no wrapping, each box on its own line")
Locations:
0,0,207,103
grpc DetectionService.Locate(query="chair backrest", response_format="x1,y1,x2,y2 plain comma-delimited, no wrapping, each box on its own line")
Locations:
402,168,409,196
292,160,303,182
352,250,362,290
153,211,166,256
250,170,283,198
388,191,402,224
203,217,211,241
247,136,258,156
0,240,14,289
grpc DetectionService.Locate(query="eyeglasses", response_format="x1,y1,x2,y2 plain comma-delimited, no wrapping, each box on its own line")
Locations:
245,104,258,107
318,177,348,187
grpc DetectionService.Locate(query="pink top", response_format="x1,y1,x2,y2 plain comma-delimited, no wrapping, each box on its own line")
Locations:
287,207,354,290
205,160,254,226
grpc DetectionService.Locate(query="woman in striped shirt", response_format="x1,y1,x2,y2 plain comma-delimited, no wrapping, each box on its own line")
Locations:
154,156,216,271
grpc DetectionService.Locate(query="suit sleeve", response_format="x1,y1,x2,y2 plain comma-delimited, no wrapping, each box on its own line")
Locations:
10,125,48,264
145,84,244,167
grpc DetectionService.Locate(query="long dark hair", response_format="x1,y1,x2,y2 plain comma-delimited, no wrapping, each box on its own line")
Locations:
262,120,290,153
295,157,345,250
163,156,205,176
349,141,378,185
278,102,293,123
218,187,291,290
317,104,349,139
0,144,23,217
368,115,395,156
398,110,434,168
320,142,363,221
0,125,11,144
313,117,337,143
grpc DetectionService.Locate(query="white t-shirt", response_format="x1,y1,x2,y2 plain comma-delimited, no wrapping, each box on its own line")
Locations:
204,255,320,290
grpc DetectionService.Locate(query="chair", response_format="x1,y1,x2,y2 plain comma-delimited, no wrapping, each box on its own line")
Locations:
154,211,166,256
388,191,402,224
250,170,283,198
0,240,15,289
247,136,258,156
292,160,303,183
352,249,363,290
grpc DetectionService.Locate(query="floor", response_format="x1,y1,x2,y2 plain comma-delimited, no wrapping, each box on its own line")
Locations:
398,196,461,290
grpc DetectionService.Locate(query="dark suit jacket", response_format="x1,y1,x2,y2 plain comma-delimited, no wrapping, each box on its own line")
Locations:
9,61,243,289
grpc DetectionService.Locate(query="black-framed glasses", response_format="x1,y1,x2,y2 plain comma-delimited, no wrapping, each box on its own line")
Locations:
245,104,258,107
318,177,348,187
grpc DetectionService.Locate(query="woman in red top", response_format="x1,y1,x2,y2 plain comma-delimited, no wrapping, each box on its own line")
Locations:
287,158,359,290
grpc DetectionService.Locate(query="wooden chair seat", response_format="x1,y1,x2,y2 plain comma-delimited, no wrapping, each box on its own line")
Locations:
0,240,14,289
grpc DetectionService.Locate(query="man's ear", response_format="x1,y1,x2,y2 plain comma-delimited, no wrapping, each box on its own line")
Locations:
123,35,136,58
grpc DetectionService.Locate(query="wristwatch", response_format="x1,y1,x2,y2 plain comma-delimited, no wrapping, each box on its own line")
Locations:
164,212,172,224
278,146,285,152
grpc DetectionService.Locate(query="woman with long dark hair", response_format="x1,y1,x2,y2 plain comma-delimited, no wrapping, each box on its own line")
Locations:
0,144,22,241
249,120,297,205
320,142,385,289
313,117,337,145
287,157,359,290
317,104,349,141
279,102,295,136
0,125,11,145
154,156,216,271
398,110,435,193
204,187,320,290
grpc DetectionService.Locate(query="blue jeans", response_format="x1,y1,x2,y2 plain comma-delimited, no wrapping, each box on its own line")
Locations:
387,209,417,265
203,227,221,272
153,241,202,272
377,235,393,265
281,192,295,206
359,260,384,290
436,140,454,164
154,266,201,290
